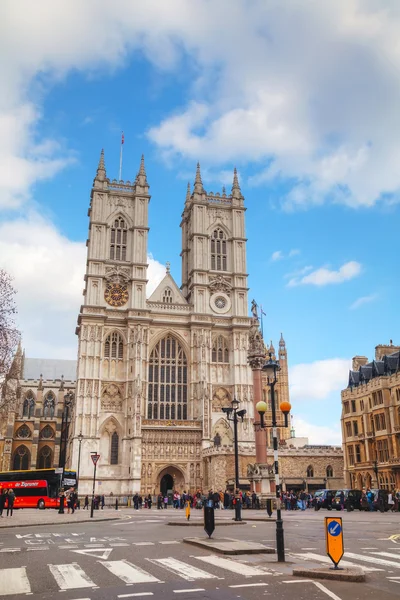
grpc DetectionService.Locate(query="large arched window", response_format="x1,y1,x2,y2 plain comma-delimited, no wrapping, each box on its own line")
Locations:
326,465,333,478
110,431,119,465
37,446,52,469
212,336,229,364
104,332,124,360
211,228,227,271
110,217,127,261
306,465,314,478
148,335,188,420
43,392,55,418
22,392,35,418
13,445,30,470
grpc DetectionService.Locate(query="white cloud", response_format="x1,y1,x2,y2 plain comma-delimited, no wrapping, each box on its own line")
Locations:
293,417,342,446
271,249,300,261
288,249,300,257
350,293,378,310
271,250,283,261
0,213,165,359
289,358,350,402
287,261,361,287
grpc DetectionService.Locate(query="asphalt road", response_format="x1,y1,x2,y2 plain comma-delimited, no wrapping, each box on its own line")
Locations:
0,507,399,600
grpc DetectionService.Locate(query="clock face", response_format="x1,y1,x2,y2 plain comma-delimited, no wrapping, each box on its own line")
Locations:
104,283,129,307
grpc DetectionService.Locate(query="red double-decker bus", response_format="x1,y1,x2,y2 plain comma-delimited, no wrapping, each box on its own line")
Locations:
0,479,59,509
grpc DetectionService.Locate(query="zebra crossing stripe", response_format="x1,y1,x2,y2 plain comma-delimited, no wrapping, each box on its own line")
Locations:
48,563,96,590
290,553,383,572
193,555,271,577
100,560,160,584
371,552,400,561
148,557,218,581
0,567,31,596
345,552,400,569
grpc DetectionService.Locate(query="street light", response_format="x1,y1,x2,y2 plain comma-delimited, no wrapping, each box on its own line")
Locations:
256,352,291,563
59,390,74,469
77,432,84,487
90,452,100,518
222,398,247,521
373,459,379,488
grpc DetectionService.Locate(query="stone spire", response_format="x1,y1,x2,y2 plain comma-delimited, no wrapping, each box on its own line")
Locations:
186,182,191,202
95,149,106,182
136,154,149,188
194,162,204,193
269,340,276,359
279,333,286,348
231,167,241,200
222,185,226,197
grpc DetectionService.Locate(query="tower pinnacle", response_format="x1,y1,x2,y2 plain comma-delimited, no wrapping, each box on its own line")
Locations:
194,162,204,193
186,182,191,202
136,154,148,187
95,149,106,182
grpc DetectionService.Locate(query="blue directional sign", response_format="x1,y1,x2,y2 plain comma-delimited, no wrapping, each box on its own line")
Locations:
327,520,342,537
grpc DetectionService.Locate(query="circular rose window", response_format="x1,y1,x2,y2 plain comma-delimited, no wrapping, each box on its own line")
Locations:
215,296,226,309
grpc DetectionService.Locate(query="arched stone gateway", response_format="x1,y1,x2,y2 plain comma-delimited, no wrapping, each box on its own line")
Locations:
157,465,186,495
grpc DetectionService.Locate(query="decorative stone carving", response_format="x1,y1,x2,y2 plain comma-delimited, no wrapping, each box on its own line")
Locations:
209,275,232,295
212,387,231,411
248,317,266,369
101,383,123,412
105,265,130,284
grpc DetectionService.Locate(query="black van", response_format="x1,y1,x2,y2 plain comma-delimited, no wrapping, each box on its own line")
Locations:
313,489,337,510
332,489,363,511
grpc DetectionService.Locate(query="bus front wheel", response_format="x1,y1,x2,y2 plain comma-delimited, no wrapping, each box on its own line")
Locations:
37,499,45,510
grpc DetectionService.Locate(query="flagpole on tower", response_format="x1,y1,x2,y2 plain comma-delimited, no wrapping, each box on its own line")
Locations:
260,305,266,338
119,131,124,180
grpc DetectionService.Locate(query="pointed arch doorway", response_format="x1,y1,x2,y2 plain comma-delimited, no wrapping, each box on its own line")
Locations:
160,474,173,497
158,466,185,496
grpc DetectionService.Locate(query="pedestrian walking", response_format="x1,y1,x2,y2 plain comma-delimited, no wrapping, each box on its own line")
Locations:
0,489,6,517
164,494,168,509
101,494,105,509
157,493,163,509
58,489,66,514
84,495,89,510
6,489,15,516
147,494,152,509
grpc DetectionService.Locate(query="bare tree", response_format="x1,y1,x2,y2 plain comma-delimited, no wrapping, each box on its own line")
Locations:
0,268,20,383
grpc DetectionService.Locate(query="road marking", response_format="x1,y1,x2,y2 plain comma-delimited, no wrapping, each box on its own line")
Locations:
132,542,155,546
72,548,113,560
193,555,271,576
0,567,31,595
370,551,400,560
345,552,400,569
48,563,95,590
173,590,206,594
110,543,130,547
313,581,343,600
117,594,154,598
159,541,180,545
229,583,269,588
290,552,382,572
301,547,317,550
0,548,21,553
100,560,160,584
361,547,378,550
148,557,218,581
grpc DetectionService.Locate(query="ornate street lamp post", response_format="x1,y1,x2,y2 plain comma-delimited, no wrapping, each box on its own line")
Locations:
59,390,74,469
77,432,84,487
222,398,247,521
256,353,291,563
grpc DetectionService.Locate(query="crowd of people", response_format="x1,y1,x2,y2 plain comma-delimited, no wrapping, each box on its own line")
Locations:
0,488,16,517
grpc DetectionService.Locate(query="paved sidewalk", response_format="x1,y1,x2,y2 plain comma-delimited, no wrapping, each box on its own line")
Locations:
0,507,123,528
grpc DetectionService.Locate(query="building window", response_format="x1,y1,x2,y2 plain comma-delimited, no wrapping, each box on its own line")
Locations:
110,431,119,465
326,465,333,478
12,445,30,470
360,400,364,411
355,444,361,463
345,422,352,437
110,217,127,261
211,228,227,271
104,332,123,360
396,389,400,404
377,439,389,462
43,392,55,418
374,413,386,431
22,393,35,418
353,421,359,436
348,445,355,466
343,402,350,414
211,335,229,364
15,425,31,439
306,465,314,477
37,446,52,469
147,335,188,421
372,391,383,406
351,400,356,412
162,288,173,304
39,425,54,440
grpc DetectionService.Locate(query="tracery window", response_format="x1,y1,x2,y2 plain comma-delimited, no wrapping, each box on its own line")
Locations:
104,332,123,360
162,288,173,304
37,446,52,469
148,335,188,420
211,228,227,271
211,335,229,364
326,465,333,478
22,392,35,418
16,425,31,439
109,217,127,261
306,465,314,477
43,392,55,418
40,425,54,440
12,445,30,470
110,431,119,465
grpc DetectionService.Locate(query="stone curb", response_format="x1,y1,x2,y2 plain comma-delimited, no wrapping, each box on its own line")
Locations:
292,567,365,582
234,517,276,522
183,537,275,555
167,521,246,526
0,516,121,529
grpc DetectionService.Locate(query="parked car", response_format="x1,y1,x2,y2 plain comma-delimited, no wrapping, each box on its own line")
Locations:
313,489,337,511
332,489,363,511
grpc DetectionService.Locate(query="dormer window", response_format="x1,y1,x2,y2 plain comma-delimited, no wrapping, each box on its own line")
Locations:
162,288,173,304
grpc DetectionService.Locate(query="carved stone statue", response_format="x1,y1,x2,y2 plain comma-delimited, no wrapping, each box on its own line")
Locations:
251,299,258,319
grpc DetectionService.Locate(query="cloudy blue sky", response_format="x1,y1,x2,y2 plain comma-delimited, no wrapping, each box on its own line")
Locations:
1,0,399,444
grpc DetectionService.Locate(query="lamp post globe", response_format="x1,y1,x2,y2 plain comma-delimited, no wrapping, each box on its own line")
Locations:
256,400,267,414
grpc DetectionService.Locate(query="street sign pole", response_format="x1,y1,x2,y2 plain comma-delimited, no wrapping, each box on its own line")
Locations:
90,453,100,519
325,516,344,569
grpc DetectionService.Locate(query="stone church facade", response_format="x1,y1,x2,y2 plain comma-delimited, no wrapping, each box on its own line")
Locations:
69,152,266,496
